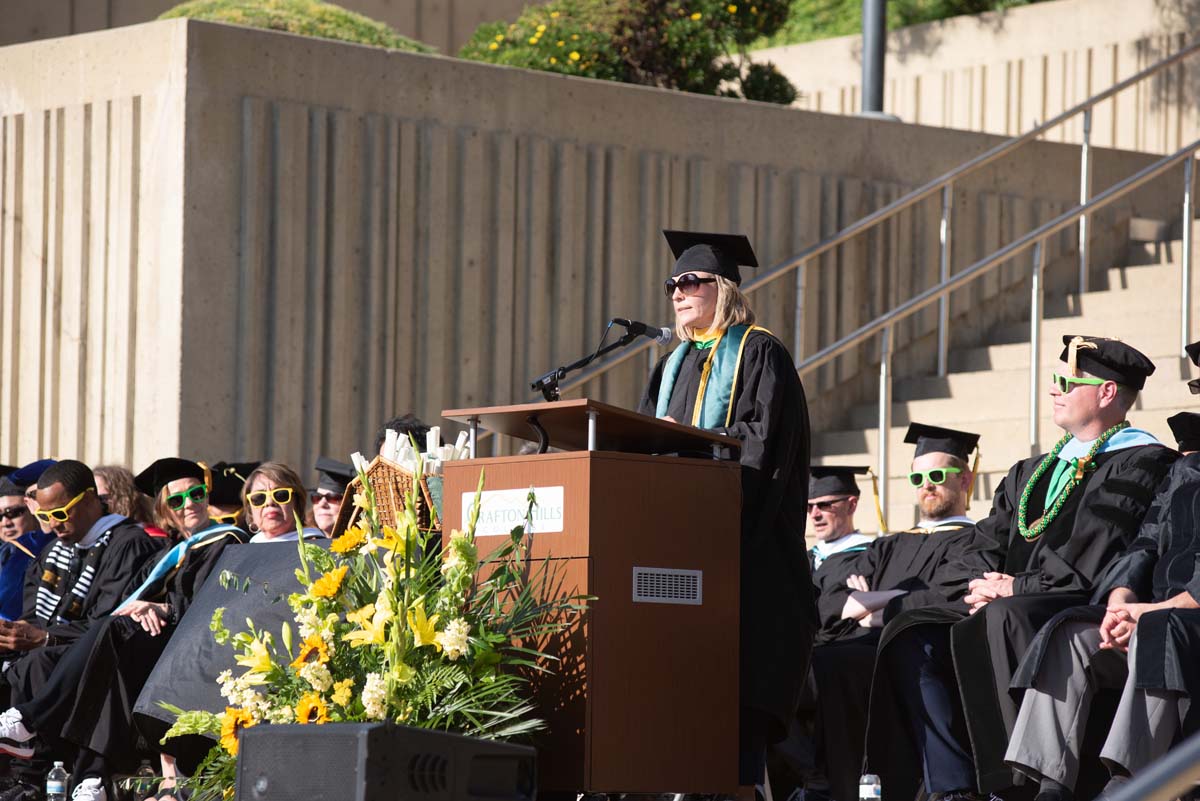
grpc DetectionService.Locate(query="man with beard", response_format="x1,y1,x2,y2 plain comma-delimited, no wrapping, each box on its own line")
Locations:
865,336,1178,801
789,425,980,801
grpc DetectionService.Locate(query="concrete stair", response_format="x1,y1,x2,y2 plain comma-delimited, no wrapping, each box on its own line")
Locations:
813,243,1195,534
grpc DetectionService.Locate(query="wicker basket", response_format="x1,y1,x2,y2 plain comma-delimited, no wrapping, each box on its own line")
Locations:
331,455,440,538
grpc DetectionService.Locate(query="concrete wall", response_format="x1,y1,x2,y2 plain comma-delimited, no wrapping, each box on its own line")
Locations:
0,19,1172,475
0,0,532,54
755,0,1200,155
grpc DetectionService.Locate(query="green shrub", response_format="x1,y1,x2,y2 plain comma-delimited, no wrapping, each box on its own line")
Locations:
754,0,1048,49
460,0,798,105
159,0,434,52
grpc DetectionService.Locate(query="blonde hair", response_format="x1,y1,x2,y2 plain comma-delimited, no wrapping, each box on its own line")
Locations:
675,274,756,342
94,465,154,525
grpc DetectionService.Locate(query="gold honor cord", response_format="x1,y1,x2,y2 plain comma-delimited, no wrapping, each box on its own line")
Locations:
866,467,889,534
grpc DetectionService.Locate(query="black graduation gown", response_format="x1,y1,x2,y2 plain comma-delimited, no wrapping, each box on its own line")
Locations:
1015,453,1200,712
810,544,871,636
4,520,163,701
638,330,817,742
38,526,250,771
799,524,974,801
865,443,1178,800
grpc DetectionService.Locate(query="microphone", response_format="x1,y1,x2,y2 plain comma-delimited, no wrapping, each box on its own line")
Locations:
612,318,673,345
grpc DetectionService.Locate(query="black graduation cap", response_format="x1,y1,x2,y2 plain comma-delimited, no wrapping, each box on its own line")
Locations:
809,465,869,498
1186,340,1200,368
207,461,261,507
1167,412,1200,452
0,465,15,479
0,478,23,498
1058,335,1155,391
662,230,759,285
8,459,56,490
313,456,354,495
134,458,206,498
903,422,980,461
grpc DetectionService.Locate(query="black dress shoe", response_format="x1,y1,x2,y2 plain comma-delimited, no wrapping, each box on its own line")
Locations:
0,780,40,801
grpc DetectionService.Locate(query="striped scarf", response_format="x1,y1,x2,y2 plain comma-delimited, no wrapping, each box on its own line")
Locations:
34,533,113,625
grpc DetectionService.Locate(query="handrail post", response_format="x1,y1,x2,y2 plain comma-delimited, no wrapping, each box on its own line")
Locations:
937,183,954,376
878,325,893,530
1078,107,1093,293
1029,241,1045,456
1183,155,1195,356
793,257,807,361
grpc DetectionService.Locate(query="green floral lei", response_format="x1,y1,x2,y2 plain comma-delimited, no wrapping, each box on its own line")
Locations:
1016,420,1130,541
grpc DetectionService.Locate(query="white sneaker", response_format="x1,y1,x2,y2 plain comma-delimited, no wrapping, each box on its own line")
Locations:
70,777,107,801
0,708,33,758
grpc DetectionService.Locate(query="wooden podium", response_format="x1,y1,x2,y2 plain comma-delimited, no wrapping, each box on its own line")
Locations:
441,400,742,795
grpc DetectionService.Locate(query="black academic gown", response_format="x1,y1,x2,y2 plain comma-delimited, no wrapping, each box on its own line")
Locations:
32,526,250,772
865,443,1178,800
639,330,817,744
796,524,974,801
1015,453,1200,723
4,520,163,702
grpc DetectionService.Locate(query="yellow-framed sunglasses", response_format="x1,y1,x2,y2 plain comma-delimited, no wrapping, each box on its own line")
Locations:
247,487,295,508
33,488,93,524
211,512,241,525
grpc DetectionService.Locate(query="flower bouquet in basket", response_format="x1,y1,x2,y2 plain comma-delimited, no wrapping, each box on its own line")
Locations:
160,463,588,800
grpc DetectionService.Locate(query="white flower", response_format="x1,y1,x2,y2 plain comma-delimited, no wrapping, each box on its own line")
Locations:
363,672,388,720
299,661,334,693
436,619,471,661
266,705,295,724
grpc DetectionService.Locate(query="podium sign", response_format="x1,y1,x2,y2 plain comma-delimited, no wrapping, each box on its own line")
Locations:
441,401,741,794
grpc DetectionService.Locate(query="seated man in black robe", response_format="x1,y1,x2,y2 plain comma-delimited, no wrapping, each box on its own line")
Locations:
0,460,161,800
807,466,874,597
1005,371,1200,801
778,425,980,801
864,336,1179,801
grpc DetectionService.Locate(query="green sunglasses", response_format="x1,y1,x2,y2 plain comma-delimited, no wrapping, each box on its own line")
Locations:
165,484,208,511
1051,372,1109,394
907,466,963,487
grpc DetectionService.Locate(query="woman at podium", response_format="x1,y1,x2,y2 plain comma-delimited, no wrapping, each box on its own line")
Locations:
638,229,817,789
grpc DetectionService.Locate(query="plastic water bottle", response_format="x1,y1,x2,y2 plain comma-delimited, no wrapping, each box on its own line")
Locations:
45,761,68,801
859,773,882,801
134,759,157,800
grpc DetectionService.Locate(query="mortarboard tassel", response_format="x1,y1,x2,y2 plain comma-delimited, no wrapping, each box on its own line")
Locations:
967,448,981,501
1066,336,1097,376
197,461,213,494
866,467,889,534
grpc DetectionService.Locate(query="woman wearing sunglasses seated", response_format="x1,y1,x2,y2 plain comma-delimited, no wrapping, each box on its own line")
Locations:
241,462,326,543
637,229,814,791
0,458,249,801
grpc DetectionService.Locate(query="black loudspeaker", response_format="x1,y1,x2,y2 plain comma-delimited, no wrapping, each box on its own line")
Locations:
234,723,537,801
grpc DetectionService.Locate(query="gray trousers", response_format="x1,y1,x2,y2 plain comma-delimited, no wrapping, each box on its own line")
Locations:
1006,621,1190,789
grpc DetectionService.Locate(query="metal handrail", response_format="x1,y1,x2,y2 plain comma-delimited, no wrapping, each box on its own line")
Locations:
557,38,1200,398
1106,729,1200,801
805,138,1198,514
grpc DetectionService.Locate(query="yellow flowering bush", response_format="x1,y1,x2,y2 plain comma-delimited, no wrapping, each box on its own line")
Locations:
460,0,796,104
161,466,586,800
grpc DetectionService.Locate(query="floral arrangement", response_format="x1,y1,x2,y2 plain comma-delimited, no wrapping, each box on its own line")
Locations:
162,466,586,800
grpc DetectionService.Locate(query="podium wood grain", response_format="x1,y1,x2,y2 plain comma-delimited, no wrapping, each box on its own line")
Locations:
444,450,741,793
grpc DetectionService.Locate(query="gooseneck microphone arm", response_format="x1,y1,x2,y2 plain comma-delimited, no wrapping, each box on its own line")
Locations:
531,319,672,402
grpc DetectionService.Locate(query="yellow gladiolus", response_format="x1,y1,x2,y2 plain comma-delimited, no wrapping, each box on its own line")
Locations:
235,639,272,676
407,600,441,651
343,602,393,648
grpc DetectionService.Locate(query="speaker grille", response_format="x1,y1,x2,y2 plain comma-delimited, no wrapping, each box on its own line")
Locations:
632,567,702,605
408,752,450,794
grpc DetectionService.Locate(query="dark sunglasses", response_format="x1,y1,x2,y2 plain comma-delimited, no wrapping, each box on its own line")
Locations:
1189,378,1200,395
310,491,343,506
248,487,295,508
165,484,208,511
663,272,717,298
0,507,28,521
907,467,963,487
807,497,852,513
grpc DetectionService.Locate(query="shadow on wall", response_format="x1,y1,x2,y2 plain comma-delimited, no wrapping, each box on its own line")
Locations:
1149,0,1200,115
846,4,1021,68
